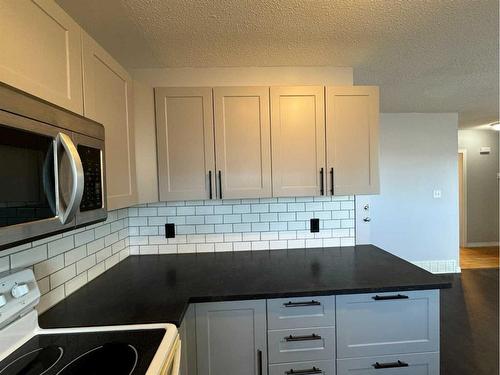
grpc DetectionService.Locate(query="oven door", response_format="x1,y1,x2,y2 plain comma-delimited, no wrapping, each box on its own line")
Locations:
0,111,84,249
73,133,107,226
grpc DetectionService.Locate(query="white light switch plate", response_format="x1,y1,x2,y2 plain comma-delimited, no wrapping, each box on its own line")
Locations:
433,190,442,199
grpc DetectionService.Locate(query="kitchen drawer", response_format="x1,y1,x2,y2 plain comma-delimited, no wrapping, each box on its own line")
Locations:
269,360,335,375
337,352,439,375
267,296,335,329
336,290,439,359
268,327,335,364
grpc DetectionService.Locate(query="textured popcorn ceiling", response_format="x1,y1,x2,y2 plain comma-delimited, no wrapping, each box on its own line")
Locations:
56,0,499,128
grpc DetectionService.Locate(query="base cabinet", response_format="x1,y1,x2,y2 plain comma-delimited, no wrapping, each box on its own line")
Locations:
190,290,439,375
337,352,439,375
195,300,268,375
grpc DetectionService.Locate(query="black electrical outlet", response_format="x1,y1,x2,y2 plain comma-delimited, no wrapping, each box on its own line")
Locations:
310,218,320,233
165,223,175,238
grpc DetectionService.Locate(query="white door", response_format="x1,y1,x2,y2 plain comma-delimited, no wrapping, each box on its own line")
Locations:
326,86,379,195
196,300,268,375
214,87,272,199
270,86,326,197
82,33,137,210
0,0,83,113
155,87,216,201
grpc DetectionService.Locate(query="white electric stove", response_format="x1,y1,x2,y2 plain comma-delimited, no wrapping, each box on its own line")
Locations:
0,269,181,375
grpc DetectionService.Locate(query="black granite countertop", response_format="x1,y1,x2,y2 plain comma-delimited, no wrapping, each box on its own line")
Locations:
39,245,452,328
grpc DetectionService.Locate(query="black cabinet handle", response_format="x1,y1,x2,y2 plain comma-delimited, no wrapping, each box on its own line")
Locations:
218,170,223,199
372,360,409,369
285,333,322,342
283,300,321,308
285,367,323,375
257,349,263,375
208,171,213,199
319,168,324,195
330,167,334,195
372,294,409,301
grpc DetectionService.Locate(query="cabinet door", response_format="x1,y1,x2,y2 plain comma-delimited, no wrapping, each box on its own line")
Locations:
336,290,439,359
326,86,379,195
155,87,215,201
82,33,137,210
214,87,271,199
270,86,325,197
0,0,83,114
196,300,268,375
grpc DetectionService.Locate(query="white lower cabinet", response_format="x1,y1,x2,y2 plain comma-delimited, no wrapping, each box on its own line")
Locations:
195,300,268,375
336,290,439,359
190,290,440,375
269,360,335,375
336,352,439,375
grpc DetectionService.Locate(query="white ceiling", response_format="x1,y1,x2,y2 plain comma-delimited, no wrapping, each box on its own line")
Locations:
56,0,499,128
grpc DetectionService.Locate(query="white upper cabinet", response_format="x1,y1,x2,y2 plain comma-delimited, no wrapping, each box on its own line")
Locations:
326,86,379,195
155,87,216,201
270,86,326,197
82,33,137,210
0,0,83,114
214,87,272,199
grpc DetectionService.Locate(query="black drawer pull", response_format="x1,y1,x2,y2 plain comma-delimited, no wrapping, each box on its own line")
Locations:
283,300,321,308
286,367,323,375
257,349,263,375
285,333,322,342
372,360,409,369
372,294,409,301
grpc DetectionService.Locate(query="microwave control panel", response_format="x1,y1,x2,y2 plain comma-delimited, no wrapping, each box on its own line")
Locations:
78,145,103,212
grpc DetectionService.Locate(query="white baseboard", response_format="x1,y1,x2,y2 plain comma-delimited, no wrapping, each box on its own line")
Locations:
412,259,461,274
466,242,499,248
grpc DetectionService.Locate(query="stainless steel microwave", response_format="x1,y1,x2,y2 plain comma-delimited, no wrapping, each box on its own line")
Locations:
0,83,107,250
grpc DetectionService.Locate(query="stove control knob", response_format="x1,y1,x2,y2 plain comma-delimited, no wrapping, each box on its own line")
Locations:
0,294,6,308
11,283,29,299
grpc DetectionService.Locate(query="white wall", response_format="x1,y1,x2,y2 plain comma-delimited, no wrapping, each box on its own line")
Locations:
361,113,460,272
132,66,353,203
132,66,353,87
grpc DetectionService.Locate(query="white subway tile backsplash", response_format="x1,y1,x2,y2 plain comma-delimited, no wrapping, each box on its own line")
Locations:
64,245,87,266
74,230,95,247
11,245,48,268
4,195,355,316
159,244,177,254
94,224,111,239
50,264,76,288
34,255,64,279
65,273,87,296
76,255,96,274
215,205,232,214
48,237,74,258
234,242,251,251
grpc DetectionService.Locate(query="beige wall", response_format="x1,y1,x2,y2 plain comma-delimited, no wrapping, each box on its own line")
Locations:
458,129,499,245
132,66,354,203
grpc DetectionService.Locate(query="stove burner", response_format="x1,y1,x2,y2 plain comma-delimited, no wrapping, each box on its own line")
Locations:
56,342,138,375
0,346,63,375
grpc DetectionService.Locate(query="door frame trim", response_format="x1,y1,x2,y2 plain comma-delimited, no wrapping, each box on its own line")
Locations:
458,149,468,248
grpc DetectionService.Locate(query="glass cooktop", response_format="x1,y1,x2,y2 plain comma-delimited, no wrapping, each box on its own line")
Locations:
0,329,165,375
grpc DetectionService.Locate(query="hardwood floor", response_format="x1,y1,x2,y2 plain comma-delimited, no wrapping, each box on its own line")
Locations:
441,269,499,375
460,246,499,269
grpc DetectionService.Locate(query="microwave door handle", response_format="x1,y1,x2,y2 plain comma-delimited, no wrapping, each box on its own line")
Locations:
56,133,84,224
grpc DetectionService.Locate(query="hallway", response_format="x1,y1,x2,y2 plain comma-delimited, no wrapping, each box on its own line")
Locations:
441,269,499,375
